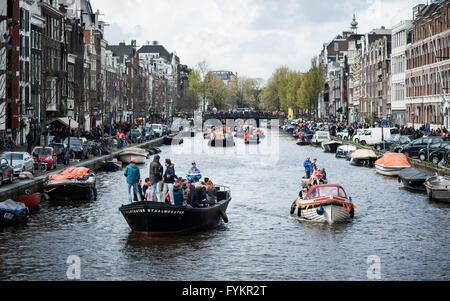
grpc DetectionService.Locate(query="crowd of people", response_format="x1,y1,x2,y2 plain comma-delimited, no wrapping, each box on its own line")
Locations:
124,158,218,208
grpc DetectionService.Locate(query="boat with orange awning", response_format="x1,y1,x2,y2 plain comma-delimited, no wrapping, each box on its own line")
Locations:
375,153,411,176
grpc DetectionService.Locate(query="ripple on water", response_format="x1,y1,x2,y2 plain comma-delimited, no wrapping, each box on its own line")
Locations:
0,132,449,280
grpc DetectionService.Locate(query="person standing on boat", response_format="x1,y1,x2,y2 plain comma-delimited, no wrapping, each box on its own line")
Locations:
304,156,313,179
124,158,142,204
163,159,176,205
149,155,163,202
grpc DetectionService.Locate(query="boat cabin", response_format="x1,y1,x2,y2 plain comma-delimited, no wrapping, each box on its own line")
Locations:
304,184,348,200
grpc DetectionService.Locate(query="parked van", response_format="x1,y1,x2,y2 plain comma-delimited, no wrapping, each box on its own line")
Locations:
353,128,399,146
151,124,164,137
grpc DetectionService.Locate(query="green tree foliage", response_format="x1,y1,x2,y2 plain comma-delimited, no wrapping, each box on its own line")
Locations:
228,77,264,109
261,66,290,111
205,72,229,110
297,57,324,114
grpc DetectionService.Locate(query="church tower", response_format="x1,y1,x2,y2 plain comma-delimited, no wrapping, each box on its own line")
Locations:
350,13,359,34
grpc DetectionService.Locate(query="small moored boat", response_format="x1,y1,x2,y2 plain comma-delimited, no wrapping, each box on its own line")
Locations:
119,148,149,164
398,168,433,192
44,167,97,201
375,153,411,176
350,149,378,167
14,191,41,210
322,141,343,153
0,199,29,226
311,131,331,147
164,136,184,145
104,159,122,172
336,145,357,159
424,175,450,203
291,184,356,224
120,186,232,236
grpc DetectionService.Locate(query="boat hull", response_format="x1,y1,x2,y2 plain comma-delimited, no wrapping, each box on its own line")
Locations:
119,154,147,164
425,187,450,203
120,199,231,236
44,176,97,201
300,204,352,224
0,210,28,226
14,193,41,209
375,165,408,177
208,139,235,148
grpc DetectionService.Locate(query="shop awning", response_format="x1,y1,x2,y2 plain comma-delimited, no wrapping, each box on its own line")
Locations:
50,117,79,130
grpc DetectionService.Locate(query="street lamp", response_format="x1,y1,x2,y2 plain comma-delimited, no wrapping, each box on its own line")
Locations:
68,105,74,155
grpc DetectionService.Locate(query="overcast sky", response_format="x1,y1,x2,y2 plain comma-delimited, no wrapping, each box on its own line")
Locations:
92,0,420,81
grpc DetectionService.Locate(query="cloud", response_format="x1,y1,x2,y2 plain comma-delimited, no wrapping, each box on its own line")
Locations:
91,0,420,80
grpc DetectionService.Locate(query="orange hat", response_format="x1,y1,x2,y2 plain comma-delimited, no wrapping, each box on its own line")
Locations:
130,158,137,163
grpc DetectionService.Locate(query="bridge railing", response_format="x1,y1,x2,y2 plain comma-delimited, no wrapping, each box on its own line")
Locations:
204,112,282,120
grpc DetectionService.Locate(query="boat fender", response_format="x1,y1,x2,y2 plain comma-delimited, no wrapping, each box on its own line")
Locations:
398,177,402,184
316,206,324,216
290,201,297,215
428,190,433,201
350,208,355,219
219,210,229,223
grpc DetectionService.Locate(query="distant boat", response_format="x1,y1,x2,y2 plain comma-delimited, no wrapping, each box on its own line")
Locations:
350,149,378,167
104,159,122,172
119,148,149,164
375,153,411,176
0,199,29,226
398,168,433,192
15,192,41,210
336,145,357,158
322,141,343,153
311,131,331,147
424,175,450,203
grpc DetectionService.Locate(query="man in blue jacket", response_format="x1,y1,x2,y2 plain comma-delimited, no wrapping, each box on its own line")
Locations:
304,156,312,179
124,158,142,203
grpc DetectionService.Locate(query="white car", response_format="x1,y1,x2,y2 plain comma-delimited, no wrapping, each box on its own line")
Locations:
0,152,35,175
151,124,164,137
336,129,350,140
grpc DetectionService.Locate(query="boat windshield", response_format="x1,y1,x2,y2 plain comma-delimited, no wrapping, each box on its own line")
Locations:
310,186,347,198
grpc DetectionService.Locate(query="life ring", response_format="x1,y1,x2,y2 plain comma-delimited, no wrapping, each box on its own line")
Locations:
220,210,229,223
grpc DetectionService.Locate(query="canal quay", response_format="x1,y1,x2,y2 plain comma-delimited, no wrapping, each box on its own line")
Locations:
0,128,448,281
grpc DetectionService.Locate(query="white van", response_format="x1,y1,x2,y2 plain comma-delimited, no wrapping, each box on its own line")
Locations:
353,128,399,146
151,124,164,137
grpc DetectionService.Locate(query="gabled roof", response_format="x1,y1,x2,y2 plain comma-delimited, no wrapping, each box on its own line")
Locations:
107,43,134,58
137,45,171,61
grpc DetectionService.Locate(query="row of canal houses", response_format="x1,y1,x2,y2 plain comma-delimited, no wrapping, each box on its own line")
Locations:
0,0,190,145
318,0,450,130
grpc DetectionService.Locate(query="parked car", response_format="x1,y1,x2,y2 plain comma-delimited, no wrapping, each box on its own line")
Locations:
0,157,14,185
49,143,70,165
1,152,35,175
142,126,154,141
374,135,412,151
63,137,89,160
162,125,170,136
127,129,143,143
336,129,350,141
418,141,450,162
401,136,450,158
151,124,164,137
429,144,450,165
32,147,58,170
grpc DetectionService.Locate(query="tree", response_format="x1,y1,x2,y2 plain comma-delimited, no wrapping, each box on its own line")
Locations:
297,57,324,117
261,66,290,111
204,72,229,110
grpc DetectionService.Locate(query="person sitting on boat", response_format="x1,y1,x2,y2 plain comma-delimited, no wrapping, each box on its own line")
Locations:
124,158,142,204
187,162,202,183
303,156,313,179
172,182,184,206
244,129,250,143
320,168,327,183
186,184,199,208
205,180,217,206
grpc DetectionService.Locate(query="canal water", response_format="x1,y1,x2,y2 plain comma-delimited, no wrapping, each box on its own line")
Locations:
0,129,449,281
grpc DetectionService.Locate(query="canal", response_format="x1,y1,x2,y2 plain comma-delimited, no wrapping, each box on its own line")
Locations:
0,128,449,280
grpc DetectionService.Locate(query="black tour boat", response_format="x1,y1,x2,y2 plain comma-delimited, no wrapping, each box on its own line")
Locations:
398,167,433,192
120,186,231,236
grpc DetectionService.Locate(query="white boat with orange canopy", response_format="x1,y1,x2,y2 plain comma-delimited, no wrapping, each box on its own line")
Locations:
375,153,411,176
291,184,356,224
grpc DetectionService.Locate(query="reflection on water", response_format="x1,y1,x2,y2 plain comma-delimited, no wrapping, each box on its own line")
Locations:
0,130,449,281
